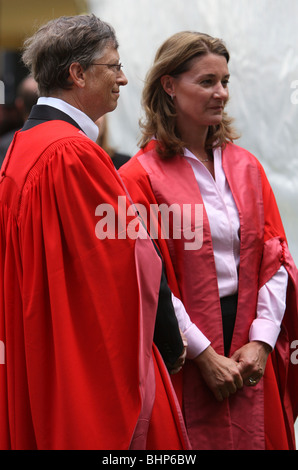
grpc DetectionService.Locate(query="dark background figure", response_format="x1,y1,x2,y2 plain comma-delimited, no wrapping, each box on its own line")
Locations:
95,115,130,169
0,75,38,165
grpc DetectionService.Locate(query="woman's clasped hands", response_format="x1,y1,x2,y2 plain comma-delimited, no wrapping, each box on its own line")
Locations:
194,341,271,402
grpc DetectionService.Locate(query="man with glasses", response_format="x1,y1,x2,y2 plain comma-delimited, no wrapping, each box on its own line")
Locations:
0,14,189,451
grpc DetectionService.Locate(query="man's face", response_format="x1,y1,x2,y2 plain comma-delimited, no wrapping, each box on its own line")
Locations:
83,44,128,121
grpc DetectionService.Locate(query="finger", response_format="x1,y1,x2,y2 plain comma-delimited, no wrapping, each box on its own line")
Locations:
168,352,187,374
220,387,230,400
213,389,224,402
234,374,244,389
170,366,182,375
227,382,237,394
180,330,188,348
177,349,187,365
169,360,183,374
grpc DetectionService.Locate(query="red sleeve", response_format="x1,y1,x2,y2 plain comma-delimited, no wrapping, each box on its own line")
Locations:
120,156,182,299
18,140,145,449
1,124,190,450
120,157,186,409
256,160,287,243
256,159,287,285
256,161,298,444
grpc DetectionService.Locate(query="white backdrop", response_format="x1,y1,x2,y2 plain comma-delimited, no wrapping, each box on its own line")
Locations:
89,0,298,267
89,0,298,443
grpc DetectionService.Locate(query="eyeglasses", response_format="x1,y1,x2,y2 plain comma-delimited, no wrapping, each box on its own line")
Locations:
92,63,123,73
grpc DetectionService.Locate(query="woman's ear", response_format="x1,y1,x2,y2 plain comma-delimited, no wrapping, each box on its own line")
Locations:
68,62,86,89
160,75,175,98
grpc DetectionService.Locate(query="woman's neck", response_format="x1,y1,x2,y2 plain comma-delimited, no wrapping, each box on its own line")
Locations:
178,123,215,177
178,121,209,158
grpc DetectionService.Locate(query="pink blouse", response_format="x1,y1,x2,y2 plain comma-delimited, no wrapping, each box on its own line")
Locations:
173,147,288,359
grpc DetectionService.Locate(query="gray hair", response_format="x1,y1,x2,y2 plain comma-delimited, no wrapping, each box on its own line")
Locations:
22,14,118,96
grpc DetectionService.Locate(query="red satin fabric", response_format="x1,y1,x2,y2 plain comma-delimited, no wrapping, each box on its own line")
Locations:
120,140,298,450
0,122,189,450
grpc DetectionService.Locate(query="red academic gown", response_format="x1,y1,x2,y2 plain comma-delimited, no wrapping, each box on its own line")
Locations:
0,122,190,450
119,139,298,450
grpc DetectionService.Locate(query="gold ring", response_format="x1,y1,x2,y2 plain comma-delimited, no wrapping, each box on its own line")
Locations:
248,377,258,385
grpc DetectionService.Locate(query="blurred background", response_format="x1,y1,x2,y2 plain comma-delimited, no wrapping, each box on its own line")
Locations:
0,0,297,444
1,0,296,262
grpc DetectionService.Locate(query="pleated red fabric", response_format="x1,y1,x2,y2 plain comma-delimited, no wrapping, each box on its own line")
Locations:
0,122,189,450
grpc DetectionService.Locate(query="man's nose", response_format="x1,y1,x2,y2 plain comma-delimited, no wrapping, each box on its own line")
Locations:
118,69,128,86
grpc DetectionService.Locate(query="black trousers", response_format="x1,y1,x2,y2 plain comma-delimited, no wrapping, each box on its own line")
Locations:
220,294,238,356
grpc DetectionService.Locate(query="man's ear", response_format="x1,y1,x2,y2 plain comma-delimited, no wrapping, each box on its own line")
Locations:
68,62,86,89
160,75,175,98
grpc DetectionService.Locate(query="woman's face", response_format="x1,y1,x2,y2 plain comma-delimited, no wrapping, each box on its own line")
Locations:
164,53,230,132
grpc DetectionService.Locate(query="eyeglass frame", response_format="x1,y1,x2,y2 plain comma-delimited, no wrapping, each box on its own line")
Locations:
91,62,123,73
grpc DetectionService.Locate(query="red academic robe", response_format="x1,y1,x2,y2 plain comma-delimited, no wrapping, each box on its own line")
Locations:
119,139,298,450
0,122,190,450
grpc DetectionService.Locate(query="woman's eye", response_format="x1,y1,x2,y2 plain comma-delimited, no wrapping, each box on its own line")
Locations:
200,79,213,86
199,78,229,87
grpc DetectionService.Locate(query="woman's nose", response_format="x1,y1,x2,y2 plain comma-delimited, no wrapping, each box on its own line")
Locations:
213,82,228,99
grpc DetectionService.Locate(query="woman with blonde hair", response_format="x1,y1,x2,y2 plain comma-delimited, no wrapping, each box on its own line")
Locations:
120,31,298,450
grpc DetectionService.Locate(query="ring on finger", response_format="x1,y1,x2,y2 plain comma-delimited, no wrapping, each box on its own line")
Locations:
248,377,258,386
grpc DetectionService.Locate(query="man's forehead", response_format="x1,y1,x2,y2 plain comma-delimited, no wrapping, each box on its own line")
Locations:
98,44,119,60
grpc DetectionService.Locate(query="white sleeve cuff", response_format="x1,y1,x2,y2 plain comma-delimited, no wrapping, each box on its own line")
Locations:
183,323,211,359
171,293,210,359
251,265,288,349
249,318,281,350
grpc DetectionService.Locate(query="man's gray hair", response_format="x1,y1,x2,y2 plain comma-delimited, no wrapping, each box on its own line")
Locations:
22,14,119,96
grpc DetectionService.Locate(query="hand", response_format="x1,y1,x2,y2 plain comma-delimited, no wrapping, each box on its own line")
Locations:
168,331,188,375
194,345,243,401
230,341,271,387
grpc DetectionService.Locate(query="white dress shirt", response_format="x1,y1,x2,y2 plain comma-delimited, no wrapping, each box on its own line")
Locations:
173,147,288,358
37,97,99,142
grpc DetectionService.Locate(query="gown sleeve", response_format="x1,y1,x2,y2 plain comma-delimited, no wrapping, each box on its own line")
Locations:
120,157,210,359
250,266,288,349
17,138,154,449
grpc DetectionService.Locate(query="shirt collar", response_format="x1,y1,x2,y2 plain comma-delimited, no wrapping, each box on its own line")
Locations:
37,97,99,142
184,146,221,163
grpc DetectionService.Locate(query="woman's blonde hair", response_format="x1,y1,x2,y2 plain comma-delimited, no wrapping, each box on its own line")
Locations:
139,31,239,159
